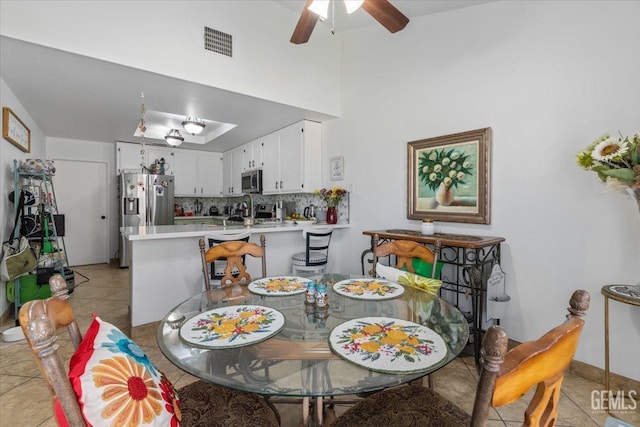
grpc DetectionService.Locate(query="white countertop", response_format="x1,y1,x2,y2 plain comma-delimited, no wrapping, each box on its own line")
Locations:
121,222,350,241
174,215,228,220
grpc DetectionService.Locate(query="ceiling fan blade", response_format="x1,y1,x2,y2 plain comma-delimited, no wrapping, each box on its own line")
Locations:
361,0,409,33
290,0,319,44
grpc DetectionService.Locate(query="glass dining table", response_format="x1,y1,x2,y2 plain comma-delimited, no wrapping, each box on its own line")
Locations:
157,273,469,426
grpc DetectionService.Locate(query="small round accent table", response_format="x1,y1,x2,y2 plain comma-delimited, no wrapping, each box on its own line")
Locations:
601,284,640,414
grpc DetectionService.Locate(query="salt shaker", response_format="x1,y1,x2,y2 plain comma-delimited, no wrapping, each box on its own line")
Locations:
315,283,328,308
421,219,435,235
305,281,316,304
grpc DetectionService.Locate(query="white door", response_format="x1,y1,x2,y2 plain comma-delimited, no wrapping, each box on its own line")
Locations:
52,159,109,266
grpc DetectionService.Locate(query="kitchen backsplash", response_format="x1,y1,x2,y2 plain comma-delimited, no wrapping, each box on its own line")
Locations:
176,193,350,224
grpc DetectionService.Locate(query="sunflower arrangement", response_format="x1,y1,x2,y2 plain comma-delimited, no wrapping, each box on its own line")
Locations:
576,132,640,189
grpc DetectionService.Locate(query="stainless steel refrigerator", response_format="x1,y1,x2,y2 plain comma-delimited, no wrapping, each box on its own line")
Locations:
118,173,175,267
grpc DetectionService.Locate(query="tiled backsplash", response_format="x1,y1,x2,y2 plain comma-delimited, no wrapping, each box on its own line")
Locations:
176,193,350,224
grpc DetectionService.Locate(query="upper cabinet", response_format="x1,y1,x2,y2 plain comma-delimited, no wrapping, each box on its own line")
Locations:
116,142,174,175
197,152,223,196
146,147,175,175
174,150,222,197
242,139,263,171
262,120,321,195
116,142,146,174
222,146,244,196
173,150,198,195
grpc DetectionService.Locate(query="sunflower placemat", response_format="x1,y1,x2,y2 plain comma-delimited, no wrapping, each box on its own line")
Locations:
333,278,405,300
329,317,447,374
248,276,312,296
179,305,285,349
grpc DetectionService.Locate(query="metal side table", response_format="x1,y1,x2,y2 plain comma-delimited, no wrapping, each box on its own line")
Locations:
601,284,640,414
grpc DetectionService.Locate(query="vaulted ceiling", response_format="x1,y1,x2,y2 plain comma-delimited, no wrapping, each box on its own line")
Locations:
1,1,492,152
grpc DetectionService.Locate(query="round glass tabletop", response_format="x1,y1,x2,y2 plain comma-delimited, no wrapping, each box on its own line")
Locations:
157,273,469,397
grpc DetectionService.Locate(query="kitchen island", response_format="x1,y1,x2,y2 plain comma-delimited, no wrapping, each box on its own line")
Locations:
122,222,349,328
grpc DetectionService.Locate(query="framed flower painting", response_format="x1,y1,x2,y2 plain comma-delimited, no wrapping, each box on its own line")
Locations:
407,128,491,224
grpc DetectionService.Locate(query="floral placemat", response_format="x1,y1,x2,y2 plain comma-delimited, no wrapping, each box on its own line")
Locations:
248,276,312,296
179,305,285,349
329,317,447,374
333,278,405,300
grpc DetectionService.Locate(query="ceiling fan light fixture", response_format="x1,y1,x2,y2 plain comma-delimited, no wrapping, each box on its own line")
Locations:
165,129,184,147
182,116,206,135
344,0,364,14
308,0,330,20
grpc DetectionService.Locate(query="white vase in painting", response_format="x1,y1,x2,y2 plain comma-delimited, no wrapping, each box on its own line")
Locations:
435,182,454,206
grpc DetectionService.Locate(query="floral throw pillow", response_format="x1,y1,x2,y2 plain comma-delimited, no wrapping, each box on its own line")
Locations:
58,316,180,427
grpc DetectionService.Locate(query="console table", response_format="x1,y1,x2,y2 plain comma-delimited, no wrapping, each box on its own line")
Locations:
362,229,505,366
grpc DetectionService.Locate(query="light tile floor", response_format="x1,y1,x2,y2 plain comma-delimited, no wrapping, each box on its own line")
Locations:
0,263,637,426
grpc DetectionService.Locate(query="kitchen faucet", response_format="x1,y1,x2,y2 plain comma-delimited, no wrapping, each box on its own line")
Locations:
242,193,254,219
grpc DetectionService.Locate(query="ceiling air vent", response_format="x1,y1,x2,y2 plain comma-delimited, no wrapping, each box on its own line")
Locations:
204,26,232,57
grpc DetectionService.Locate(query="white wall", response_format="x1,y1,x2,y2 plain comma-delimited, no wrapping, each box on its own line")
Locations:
0,0,342,117
0,77,46,318
326,1,640,380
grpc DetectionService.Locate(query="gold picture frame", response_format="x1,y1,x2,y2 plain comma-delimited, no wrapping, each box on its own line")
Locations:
3,107,31,153
408,127,491,224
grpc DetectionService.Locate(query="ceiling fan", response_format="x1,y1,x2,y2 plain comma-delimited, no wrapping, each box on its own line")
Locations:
290,0,409,44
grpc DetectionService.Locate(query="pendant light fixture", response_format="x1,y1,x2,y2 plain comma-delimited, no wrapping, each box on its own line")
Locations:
182,117,206,135
165,129,184,147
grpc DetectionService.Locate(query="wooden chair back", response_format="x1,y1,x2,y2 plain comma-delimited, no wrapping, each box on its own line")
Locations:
205,231,252,283
471,289,591,426
371,233,441,278
19,275,86,426
199,234,266,291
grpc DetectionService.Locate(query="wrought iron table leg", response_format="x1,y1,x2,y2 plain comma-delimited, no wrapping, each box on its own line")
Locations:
361,249,373,276
604,294,611,414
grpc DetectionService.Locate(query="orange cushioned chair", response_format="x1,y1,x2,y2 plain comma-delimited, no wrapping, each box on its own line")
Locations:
332,289,590,427
19,275,279,427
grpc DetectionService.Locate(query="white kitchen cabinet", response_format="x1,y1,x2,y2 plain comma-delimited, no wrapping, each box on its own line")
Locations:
242,139,263,171
173,150,198,195
232,146,244,195
174,150,223,196
222,146,244,196
262,132,280,193
197,152,223,196
261,120,321,194
146,146,174,175
116,142,146,174
116,142,174,175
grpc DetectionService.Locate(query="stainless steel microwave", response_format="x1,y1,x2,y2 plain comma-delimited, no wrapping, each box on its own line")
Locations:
241,169,263,194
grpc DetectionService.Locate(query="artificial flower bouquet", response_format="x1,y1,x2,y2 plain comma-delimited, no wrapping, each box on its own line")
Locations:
576,132,640,190
314,187,348,207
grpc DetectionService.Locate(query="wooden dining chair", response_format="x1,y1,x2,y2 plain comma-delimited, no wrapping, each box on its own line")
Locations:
371,233,442,278
199,234,266,291
332,289,590,427
19,274,279,427
204,230,252,287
